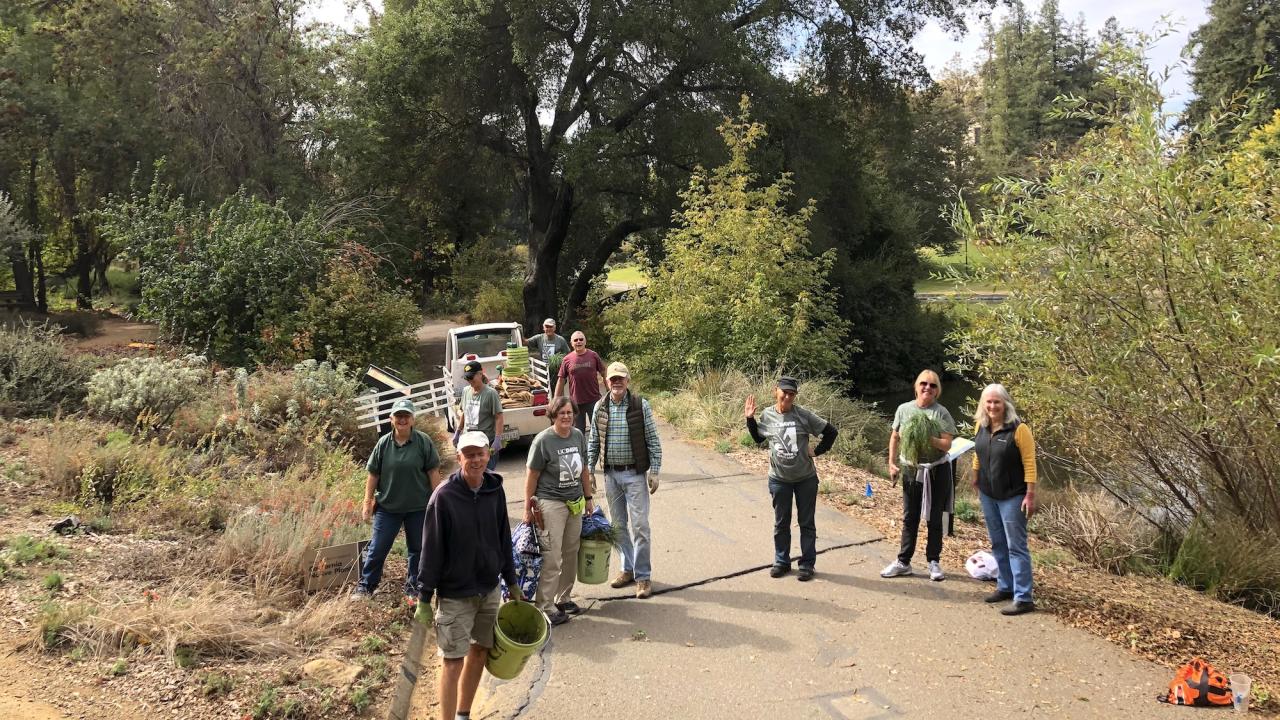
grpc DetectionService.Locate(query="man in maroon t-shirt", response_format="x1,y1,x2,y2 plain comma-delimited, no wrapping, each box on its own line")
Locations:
554,330,607,433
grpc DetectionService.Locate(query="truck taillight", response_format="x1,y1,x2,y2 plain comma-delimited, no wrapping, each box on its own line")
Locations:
533,408,547,416
465,354,478,360
499,350,508,357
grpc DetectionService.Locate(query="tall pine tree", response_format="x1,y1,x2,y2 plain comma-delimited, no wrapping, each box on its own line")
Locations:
1184,0,1280,129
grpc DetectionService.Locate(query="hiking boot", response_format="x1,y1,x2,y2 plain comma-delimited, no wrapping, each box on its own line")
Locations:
635,580,652,599
610,571,635,589
769,564,790,578
928,561,945,581
556,600,583,616
797,567,815,582
984,590,1014,604
548,610,571,626
349,586,372,600
1001,600,1035,616
880,560,912,578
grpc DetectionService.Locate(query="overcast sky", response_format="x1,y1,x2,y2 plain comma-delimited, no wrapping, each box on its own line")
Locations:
310,0,1210,112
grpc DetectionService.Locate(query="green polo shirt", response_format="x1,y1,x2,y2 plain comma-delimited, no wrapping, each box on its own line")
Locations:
366,429,441,513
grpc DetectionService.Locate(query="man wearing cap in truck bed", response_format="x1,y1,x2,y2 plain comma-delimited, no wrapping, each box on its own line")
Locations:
457,360,504,471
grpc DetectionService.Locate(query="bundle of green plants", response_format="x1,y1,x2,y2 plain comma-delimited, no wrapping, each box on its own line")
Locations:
899,412,941,465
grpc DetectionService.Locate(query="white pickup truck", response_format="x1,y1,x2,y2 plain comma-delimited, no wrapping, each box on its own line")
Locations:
443,322,553,443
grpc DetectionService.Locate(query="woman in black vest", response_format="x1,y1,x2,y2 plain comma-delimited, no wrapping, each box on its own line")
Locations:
971,383,1038,615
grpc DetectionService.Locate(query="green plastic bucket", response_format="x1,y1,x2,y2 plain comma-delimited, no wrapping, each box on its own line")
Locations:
577,538,612,584
486,600,549,680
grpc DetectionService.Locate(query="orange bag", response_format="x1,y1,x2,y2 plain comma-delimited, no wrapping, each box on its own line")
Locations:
1160,658,1234,707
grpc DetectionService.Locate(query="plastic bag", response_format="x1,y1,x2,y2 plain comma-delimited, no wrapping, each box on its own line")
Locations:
965,550,999,580
580,507,612,539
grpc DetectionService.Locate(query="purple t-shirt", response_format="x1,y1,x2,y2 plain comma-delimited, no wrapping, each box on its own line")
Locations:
558,349,605,405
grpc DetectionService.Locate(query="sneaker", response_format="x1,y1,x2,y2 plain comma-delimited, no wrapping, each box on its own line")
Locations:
880,560,912,578
928,561,945,582
984,590,1014,604
548,610,571,626
769,564,790,578
556,600,583,616
349,586,372,600
797,567,815,582
609,571,635,589
1001,600,1036,616
635,580,652,599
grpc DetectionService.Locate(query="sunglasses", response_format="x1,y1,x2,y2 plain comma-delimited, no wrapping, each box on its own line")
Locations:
572,338,585,343
918,382,938,389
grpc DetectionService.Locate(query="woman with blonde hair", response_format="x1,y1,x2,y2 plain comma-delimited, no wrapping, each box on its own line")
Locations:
972,383,1038,615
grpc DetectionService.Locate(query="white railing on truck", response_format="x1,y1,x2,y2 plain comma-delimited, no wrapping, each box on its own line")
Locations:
353,376,453,430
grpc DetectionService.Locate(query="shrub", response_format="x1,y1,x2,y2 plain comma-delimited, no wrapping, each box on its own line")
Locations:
1033,488,1158,575
21,421,103,498
50,311,103,338
269,254,421,374
86,355,208,426
471,280,523,324
605,99,851,389
1169,515,1280,615
0,322,90,417
4,535,66,565
651,368,887,473
77,437,174,507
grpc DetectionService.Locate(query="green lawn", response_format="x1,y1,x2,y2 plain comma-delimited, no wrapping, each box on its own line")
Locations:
915,244,1005,295
605,265,648,286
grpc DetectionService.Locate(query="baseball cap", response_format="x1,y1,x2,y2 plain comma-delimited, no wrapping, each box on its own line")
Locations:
777,376,799,393
456,430,490,451
606,361,630,379
391,398,416,415
462,360,483,379
542,318,557,327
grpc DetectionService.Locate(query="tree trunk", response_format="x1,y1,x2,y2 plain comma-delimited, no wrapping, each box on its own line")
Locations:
26,156,47,313
52,155,94,310
561,216,662,329
521,175,574,331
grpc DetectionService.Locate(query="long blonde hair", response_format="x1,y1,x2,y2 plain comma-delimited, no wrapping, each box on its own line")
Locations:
973,383,1020,429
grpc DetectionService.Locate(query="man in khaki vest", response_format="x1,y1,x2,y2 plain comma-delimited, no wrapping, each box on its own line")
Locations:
587,362,663,598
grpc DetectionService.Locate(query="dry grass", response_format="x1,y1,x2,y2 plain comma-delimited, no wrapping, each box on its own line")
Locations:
52,582,356,660
19,420,109,498
1033,487,1159,575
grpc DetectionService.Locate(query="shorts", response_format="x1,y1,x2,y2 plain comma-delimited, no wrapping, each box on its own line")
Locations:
434,587,501,659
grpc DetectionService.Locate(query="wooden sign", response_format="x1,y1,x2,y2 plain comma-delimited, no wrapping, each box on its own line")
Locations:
303,540,369,592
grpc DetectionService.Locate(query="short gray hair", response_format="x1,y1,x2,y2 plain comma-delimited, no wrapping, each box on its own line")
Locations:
974,383,1021,429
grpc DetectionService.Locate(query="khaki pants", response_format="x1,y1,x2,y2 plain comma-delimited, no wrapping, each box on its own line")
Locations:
534,497,583,614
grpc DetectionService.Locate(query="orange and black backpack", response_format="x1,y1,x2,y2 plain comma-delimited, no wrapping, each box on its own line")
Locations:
1159,658,1233,707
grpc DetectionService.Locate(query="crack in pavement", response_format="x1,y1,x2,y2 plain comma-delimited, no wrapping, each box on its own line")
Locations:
481,536,886,718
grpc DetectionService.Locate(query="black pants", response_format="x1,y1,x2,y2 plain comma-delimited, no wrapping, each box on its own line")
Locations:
572,402,592,434
897,462,952,564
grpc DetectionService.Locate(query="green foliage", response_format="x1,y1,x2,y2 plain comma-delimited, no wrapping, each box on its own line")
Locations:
42,572,64,592
1169,515,1280,615
253,686,280,720
4,535,66,565
98,184,339,365
471,281,525,324
273,253,421,373
358,634,387,654
348,683,372,713
107,658,128,676
0,322,90,417
606,100,851,389
1184,0,1280,131
899,413,941,465
951,52,1280,603
37,601,89,649
202,672,234,698
86,355,207,426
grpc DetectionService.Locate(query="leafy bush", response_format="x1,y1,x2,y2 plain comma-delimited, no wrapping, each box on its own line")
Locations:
50,311,103,339
0,322,90,417
606,99,851,390
471,280,524,324
98,183,338,365
77,436,175,506
1169,515,1280,615
272,256,420,374
951,63,1280,550
86,355,207,426
652,367,887,473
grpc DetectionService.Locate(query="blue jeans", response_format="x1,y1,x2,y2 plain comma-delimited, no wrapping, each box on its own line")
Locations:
769,475,818,569
605,468,652,580
979,491,1034,603
359,507,425,595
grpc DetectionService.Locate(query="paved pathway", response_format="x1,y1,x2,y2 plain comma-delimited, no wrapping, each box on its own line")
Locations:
474,421,1177,719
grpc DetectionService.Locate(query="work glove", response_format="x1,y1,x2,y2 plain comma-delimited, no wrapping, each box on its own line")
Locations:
491,434,503,454
647,470,660,495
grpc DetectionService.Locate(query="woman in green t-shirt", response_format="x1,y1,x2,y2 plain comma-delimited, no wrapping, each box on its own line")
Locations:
523,396,594,626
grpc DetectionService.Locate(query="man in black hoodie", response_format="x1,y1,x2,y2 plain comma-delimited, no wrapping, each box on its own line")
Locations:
419,430,523,720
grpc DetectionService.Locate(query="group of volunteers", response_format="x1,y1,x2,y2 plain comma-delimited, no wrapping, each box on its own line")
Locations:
354,316,1039,720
